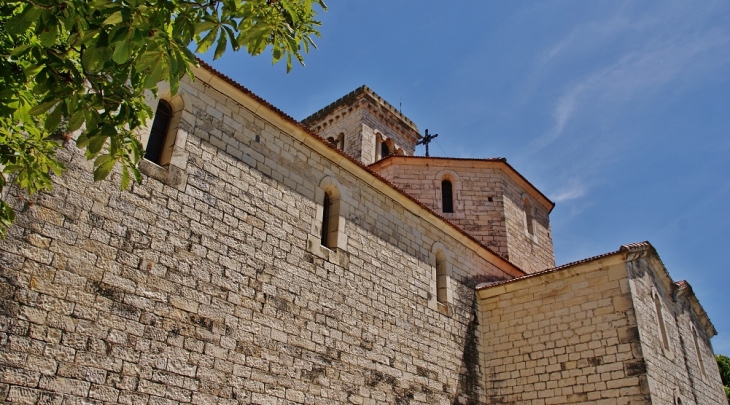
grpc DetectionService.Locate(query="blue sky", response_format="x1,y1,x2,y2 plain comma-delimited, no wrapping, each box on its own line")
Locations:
203,1,730,353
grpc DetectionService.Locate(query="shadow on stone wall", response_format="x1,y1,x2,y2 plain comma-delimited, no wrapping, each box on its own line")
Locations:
451,274,510,405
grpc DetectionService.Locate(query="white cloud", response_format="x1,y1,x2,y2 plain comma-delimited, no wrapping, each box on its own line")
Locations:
551,179,587,202
531,2,730,148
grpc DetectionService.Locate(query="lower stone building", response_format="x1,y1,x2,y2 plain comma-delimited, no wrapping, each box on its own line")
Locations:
0,61,725,404
478,242,725,404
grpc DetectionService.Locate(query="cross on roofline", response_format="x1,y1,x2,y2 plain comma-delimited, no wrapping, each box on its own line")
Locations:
417,129,438,157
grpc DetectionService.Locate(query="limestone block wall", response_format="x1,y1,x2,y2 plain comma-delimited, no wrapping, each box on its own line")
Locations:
303,104,366,161
373,162,509,259
373,159,555,273
359,108,417,158
627,256,728,405
0,70,517,404
305,92,420,166
477,256,651,404
502,177,554,273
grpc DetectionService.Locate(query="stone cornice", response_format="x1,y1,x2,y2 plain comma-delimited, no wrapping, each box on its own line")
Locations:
302,86,422,144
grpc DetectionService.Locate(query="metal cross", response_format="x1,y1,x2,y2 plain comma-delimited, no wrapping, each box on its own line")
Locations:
417,129,438,157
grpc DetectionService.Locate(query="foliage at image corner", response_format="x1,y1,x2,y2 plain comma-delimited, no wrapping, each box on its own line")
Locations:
716,354,730,402
0,0,326,237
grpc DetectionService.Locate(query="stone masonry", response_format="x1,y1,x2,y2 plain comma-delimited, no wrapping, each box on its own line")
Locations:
0,61,725,404
303,86,422,165
626,248,727,405
477,243,727,405
0,63,521,404
370,157,555,274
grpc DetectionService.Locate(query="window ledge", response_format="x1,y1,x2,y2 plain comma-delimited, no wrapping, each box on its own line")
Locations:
139,159,187,191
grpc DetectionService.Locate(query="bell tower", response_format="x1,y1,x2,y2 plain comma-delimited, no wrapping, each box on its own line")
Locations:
302,86,422,165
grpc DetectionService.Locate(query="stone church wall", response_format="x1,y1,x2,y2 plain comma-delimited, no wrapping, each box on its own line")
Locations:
372,162,510,260
501,176,554,273
303,104,367,163
627,256,728,405
358,108,416,159
372,159,555,274
477,255,652,404
0,70,517,404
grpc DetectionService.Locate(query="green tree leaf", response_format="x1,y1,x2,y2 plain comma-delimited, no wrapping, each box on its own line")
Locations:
5,7,41,35
44,105,63,132
67,111,86,133
39,22,58,47
214,31,228,60
0,0,327,236
102,11,123,26
94,156,116,181
113,38,132,64
28,100,59,116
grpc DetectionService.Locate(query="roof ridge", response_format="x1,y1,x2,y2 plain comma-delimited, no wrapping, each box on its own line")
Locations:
619,241,653,253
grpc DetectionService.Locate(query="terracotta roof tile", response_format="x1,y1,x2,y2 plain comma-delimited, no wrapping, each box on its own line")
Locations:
620,241,654,253
475,241,654,290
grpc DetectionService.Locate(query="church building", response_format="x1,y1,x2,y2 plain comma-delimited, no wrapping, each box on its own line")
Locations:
0,60,726,404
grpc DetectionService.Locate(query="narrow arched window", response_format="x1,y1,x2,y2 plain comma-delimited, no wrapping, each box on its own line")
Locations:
442,180,453,213
524,198,534,235
145,100,173,165
436,251,448,305
336,133,345,150
381,142,390,159
654,293,670,351
320,192,331,247
692,326,707,378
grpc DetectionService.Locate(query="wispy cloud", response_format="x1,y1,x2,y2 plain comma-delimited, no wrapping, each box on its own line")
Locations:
540,35,729,147
551,178,587,202
537,16,637,67
530,2,730,149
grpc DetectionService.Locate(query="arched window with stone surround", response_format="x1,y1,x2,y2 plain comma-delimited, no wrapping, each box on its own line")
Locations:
336,133,345,150
436,250,448,305
319,187,341,249
653,290,670,352
142,93,186,169
434,170,461,215
429,242,452,314
381,141,390,159
524,197,534,235
691,325,707,379
309,177,349,258
442,180,454,213
145,100,173,165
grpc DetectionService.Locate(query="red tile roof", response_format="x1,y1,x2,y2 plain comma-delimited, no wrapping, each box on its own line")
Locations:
475,241,653,290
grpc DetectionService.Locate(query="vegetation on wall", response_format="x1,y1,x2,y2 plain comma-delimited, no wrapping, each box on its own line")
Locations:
0,0,326,237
